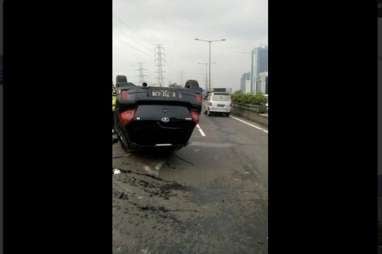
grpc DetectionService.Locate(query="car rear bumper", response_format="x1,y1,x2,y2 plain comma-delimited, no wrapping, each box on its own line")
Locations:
209,106,231,113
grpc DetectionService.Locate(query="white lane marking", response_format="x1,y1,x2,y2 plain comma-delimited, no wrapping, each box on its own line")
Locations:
190,141,232,148
230,116,268,134
196,124,206,137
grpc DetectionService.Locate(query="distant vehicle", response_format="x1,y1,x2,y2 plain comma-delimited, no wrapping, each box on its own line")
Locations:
203,91,232,117
113,77,203,151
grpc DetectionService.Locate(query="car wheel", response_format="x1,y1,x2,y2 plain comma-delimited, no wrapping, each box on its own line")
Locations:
114,118,130,152
207,110,211,116
226,113,230,117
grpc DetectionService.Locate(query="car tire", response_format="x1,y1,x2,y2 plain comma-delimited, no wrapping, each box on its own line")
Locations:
207,110,211,116
184,80,200,89
114,113,131,152
226,113,230,117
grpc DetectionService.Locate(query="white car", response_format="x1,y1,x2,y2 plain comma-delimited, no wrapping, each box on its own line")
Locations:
204,92,232,117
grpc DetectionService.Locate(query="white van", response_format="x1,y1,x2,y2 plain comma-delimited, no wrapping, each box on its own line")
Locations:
203,92,232,117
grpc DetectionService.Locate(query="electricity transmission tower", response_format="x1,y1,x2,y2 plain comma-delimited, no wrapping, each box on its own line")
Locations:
154,44,166,87
136,62,147,84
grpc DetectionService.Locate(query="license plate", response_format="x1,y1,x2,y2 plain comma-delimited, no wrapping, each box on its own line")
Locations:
217,104,225,107
151,89,177,98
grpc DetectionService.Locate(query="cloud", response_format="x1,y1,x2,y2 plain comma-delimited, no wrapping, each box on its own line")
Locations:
113,0,267,91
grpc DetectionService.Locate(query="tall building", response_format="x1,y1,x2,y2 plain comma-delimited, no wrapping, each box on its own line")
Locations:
245,80,251,93
240,72,251,93
250,46,268,93
256,71,268,94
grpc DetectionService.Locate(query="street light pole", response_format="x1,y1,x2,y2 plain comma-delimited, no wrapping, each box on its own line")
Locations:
195,38,226,92
208,41,211,91
198,62,215,92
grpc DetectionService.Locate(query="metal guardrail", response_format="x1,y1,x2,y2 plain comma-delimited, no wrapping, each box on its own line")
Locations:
232,103,267,113
231,103,268,127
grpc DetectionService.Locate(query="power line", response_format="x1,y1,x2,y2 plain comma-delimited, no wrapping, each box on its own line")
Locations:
117,17,156,52
118,37,152,58
118,33,153,56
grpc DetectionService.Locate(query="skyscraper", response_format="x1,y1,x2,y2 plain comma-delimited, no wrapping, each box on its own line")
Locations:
250,46,268,93
256,71,268,94
240,72,251,93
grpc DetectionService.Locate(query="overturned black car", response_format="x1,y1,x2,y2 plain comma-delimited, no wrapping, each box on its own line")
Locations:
113,76,203,151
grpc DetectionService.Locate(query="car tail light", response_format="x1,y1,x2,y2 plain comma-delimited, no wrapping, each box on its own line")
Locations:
195,95,202,103
121,90,129,100
119,109,135,126
191,110,200,124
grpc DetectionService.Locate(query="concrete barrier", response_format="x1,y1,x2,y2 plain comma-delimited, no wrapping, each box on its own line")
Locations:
231,104,268,128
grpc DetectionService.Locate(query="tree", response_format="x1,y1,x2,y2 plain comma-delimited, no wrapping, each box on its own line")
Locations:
232,91,267,105
252,92,267,105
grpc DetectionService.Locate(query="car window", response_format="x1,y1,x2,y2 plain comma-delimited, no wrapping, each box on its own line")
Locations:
212,94,231,101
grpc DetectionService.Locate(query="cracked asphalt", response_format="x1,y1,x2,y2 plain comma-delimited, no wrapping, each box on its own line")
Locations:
113,113,268,254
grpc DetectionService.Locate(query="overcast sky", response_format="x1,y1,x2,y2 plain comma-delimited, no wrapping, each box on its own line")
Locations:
113,0,267,91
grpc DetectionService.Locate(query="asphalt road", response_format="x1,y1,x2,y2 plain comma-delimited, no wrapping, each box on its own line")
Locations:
113,113,268,254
